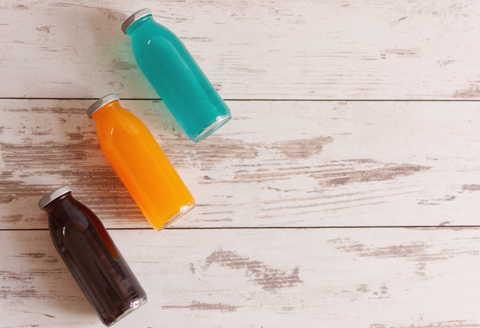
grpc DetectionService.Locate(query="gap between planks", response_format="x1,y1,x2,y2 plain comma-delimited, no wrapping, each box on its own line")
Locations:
3,97,480,102
3,225,480,232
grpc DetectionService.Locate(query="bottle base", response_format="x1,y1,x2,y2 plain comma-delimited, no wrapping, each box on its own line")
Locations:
105,295,148,327
194,114,232,143
157,202,196,231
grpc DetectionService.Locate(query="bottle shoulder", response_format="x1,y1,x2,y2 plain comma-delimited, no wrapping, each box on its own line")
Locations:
95,108,147,141
130,18,177,41
47,198,91,252
48,199,90,230
49,199,119,260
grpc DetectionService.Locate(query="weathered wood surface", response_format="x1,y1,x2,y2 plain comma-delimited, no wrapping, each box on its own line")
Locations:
2,0,480,326
1,99,479,229
2,228,480,328
2,0,480,99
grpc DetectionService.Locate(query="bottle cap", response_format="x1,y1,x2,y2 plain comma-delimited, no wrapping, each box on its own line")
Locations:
87,93,119,118
38,185,73,210
121,8,152,35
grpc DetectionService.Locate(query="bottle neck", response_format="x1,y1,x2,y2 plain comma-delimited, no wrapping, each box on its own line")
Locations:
44,193,72,214
91,100,121,122
126,15,153,36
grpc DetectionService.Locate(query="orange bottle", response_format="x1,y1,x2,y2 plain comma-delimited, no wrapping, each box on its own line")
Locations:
87,94,195,230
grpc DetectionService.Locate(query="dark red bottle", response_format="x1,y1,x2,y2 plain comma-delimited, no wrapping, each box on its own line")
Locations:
38,186,147,326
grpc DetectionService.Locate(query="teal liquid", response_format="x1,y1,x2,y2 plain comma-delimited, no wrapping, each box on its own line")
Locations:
126,15,231,142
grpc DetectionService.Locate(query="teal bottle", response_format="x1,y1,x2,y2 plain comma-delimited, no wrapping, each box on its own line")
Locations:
122,9,232,143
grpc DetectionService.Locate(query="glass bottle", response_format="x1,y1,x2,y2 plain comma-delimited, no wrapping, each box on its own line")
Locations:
87,94,196,230
38,186,147,327
121,8,232,143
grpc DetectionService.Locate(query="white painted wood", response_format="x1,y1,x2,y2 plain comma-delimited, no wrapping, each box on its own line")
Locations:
0,99,479,229
1,0,479,327
2,228,480,328
2,0,480,99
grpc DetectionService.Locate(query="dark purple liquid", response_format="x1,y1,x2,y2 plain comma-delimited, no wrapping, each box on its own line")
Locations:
45,193,147,326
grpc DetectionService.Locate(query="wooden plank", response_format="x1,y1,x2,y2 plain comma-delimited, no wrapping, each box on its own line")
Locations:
2,228,480,327
2,0,480,99
0,99,479,229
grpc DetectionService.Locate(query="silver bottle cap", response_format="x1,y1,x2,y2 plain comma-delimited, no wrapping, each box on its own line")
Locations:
121,8,152,35
86,93,119,118
38,185,72,210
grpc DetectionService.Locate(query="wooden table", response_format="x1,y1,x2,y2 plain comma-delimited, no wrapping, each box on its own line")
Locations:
1,1,480,327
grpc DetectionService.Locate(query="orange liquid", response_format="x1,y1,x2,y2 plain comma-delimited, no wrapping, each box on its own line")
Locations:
92,100,195,230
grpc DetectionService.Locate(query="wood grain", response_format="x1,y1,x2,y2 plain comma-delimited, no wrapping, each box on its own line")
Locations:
2,1,480,326
2,228,480,328
0,99,479,229
2,0,480,99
